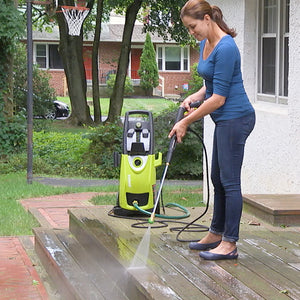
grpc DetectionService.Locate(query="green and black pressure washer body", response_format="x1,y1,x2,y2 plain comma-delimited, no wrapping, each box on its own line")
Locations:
113,110,162,216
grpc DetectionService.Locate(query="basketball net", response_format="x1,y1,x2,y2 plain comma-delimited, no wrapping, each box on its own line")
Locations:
61,5,90,36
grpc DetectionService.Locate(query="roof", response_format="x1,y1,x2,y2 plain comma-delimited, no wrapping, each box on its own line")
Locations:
32,23,174,44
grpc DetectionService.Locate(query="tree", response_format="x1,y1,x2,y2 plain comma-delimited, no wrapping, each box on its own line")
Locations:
55,0,95,126
143,0,194,45
0,0,24,119
106,0,143,123
138,32,159,96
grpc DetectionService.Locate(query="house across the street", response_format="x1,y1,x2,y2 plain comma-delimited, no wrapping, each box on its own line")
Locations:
32,14,199,98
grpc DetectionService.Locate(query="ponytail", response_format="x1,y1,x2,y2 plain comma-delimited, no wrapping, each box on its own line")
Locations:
211,5,236,38
181,0,237,38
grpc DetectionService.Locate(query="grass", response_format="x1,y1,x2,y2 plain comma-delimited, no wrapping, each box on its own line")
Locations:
0,172,117,236
91,185,204,208
57,96,175,116
0,173,203,236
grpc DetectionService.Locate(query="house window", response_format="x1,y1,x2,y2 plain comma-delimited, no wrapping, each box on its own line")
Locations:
156,46,189,72
258,0,289,104
34,44,64,69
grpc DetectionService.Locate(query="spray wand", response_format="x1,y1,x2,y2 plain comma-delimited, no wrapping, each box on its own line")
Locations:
148,101,201,224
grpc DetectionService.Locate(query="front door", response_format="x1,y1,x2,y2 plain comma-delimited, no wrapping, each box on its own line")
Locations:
130,48,142,79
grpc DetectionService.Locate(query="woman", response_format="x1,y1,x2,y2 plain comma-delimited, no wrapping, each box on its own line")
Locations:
169,0,255,260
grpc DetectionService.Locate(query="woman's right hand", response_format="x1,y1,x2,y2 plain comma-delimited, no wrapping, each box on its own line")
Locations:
181,96,194,112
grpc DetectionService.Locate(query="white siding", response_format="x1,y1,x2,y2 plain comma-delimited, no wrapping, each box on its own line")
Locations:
203,0,300,203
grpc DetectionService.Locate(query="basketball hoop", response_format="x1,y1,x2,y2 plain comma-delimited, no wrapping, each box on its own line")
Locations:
61,4,90,36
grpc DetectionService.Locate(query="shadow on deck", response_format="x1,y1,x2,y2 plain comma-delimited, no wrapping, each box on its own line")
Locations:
33,205,300,299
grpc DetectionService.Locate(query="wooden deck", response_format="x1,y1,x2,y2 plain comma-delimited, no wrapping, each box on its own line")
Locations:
33,205,300,299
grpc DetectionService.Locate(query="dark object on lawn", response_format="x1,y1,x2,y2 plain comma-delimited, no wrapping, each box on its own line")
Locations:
44,101,70,119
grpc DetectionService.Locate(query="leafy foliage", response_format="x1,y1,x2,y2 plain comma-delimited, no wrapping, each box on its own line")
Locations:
184,62,203,96
0,1,25,102
13,44,56,118
143,0,196,46
106,74,134,97
0,103,26,157
153,104,203,179
84,122,123,178
138,32,159,95
0,105,203,180
33,130,91,172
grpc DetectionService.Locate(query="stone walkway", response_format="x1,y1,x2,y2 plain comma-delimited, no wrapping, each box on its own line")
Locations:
0,192,100,299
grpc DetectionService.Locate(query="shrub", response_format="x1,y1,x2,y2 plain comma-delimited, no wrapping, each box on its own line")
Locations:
84,122,123,178
184,62,203,97
0,105,26,157
138,33,159,96
13,43,56,117
33,131,91,167
106,74,134,97
153,104,203,179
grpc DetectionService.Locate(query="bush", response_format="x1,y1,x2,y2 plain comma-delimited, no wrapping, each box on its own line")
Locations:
13,43,56,117
184,63,203,97
33,131,90,166
84,122,123,178
0,105,26,157
138,33,159,96
0,108,203,180
106,74,134,97
153,104,203,179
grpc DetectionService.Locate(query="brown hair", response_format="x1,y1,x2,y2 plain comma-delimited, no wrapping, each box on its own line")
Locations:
180,0,237,37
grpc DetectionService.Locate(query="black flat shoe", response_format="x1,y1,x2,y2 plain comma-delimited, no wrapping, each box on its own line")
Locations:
199,248,238,260
189,240,221,250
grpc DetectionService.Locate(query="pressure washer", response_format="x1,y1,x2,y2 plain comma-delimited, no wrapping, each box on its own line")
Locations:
111,101,210,242
113,110,162,217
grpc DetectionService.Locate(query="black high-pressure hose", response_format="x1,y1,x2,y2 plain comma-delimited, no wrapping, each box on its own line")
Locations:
161,101,211,242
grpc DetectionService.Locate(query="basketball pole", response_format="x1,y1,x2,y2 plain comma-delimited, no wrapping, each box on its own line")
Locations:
26,1,52,184
26,0,33,184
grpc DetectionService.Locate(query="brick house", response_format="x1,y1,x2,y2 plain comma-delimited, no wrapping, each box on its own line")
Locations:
32,20,199,98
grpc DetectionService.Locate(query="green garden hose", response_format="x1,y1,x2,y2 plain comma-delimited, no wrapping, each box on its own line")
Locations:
133,202,190,220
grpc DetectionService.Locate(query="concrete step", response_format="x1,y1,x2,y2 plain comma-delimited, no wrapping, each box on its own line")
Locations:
33,228,128,300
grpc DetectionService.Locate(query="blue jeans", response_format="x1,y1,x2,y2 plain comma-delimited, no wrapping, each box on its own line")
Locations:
209,112,255,242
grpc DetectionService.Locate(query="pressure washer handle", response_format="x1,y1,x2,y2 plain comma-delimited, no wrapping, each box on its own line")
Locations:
166,101,202,163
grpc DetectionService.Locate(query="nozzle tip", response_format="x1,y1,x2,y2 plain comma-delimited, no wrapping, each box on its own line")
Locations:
148,218,154,224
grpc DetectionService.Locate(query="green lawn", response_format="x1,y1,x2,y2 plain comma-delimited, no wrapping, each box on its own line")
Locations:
57,96,175,116
0,173,117,236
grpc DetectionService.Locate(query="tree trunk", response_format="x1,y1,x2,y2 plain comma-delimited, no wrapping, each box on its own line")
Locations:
56,5,93,126
106,0,143,123
92,0,104,124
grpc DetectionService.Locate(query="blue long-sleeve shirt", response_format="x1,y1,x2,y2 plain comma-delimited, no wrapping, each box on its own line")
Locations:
197,35,254,122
